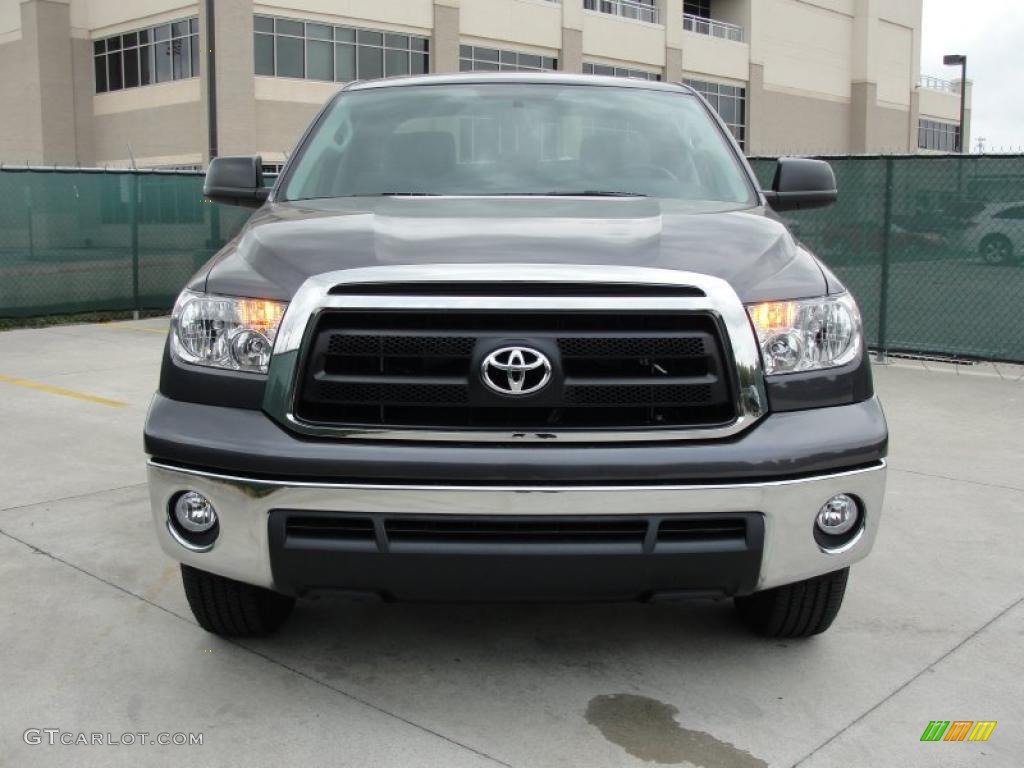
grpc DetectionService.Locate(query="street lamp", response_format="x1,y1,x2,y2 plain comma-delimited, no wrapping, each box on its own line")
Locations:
943,54,967,153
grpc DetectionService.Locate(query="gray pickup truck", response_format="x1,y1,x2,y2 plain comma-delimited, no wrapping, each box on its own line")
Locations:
145,73,887,639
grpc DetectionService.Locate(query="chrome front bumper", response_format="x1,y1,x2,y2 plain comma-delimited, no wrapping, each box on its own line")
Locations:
148,460,886,594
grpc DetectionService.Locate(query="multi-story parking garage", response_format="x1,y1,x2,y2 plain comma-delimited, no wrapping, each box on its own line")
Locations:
1,0,971,167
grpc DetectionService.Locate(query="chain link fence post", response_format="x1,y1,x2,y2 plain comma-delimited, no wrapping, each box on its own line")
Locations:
25,183,35,261
130,172,141,319
875,156,895,364
207,190,221,260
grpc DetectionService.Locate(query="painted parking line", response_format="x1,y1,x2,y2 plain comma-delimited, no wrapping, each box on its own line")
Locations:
0,374,128,408
101,323,168,335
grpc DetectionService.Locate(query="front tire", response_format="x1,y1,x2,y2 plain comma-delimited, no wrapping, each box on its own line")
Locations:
979,234,1014,265
181,565,295,637
734,568,849,638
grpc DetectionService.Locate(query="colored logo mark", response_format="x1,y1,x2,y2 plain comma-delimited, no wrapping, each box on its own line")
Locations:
920,721,996,742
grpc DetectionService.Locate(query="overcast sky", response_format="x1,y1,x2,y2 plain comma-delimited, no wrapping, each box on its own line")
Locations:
921,0,1024,152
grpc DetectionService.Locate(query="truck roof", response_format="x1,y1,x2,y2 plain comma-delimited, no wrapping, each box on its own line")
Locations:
344,71,696,95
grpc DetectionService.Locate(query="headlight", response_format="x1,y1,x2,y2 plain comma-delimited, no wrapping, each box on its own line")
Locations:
170,290,286,374
746,293,861,375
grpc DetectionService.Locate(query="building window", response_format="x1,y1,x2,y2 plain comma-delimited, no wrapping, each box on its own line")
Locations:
583,62,662,81
684,0,711,18
453,49,558,161
683,3,744,42
459,45,557,73
254,15,429,82
94,17,198,93
683,78,746,148
918,119,961,152
261,163,284,186
583,0,659,24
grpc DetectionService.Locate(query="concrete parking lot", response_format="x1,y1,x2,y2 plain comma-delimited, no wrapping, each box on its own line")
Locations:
0,318,1021,768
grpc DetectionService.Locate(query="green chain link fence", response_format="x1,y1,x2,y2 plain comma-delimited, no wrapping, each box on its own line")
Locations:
0,168,251,318
1,158,1022,361
749,155,1024,363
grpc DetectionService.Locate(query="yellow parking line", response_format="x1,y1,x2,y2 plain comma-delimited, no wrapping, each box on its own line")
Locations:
0,374,128,408
102,324,168,335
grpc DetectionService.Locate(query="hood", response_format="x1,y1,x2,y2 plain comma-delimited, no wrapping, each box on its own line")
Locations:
202,196,828,303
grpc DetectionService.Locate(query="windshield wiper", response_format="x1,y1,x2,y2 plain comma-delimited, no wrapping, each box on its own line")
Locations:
494,191,648,198
349,192,442,197
350,191,648,198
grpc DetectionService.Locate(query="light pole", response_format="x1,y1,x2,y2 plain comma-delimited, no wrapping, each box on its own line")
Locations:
943,54,967,153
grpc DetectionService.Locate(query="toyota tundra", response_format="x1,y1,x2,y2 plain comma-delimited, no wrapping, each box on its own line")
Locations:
145,74,887,639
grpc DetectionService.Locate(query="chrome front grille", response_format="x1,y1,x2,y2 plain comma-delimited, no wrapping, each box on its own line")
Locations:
265,264,768,442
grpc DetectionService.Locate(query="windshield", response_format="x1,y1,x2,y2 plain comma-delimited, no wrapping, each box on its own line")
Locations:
280,82,754,204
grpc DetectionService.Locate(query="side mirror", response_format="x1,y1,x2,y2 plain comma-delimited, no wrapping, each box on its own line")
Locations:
204,155,270,208
764,158,837,212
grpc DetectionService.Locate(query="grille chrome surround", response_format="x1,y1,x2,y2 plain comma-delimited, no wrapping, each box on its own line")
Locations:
263,264,768,442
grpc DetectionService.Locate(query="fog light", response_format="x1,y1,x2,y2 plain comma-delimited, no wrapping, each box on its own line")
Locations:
174,492,217,533
816,494,858,535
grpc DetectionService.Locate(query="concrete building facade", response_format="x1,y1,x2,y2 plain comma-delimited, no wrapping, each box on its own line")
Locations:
0,0,972,168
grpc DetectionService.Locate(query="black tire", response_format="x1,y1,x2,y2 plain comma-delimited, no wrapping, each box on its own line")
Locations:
181,564,295,637
734,568,849,638
979,234,1014,265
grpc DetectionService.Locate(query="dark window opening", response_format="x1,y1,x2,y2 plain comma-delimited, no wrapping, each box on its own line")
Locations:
917,118,961,152
93,16,198,93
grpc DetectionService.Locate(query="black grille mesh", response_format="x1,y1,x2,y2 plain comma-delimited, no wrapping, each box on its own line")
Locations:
557,336,706,358
326,334,477,357
283,513,749,548
564,384,714,406
317,381,469,405
296,311,736,431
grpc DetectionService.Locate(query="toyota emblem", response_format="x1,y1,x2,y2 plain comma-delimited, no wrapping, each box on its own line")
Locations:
480,346,552,396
